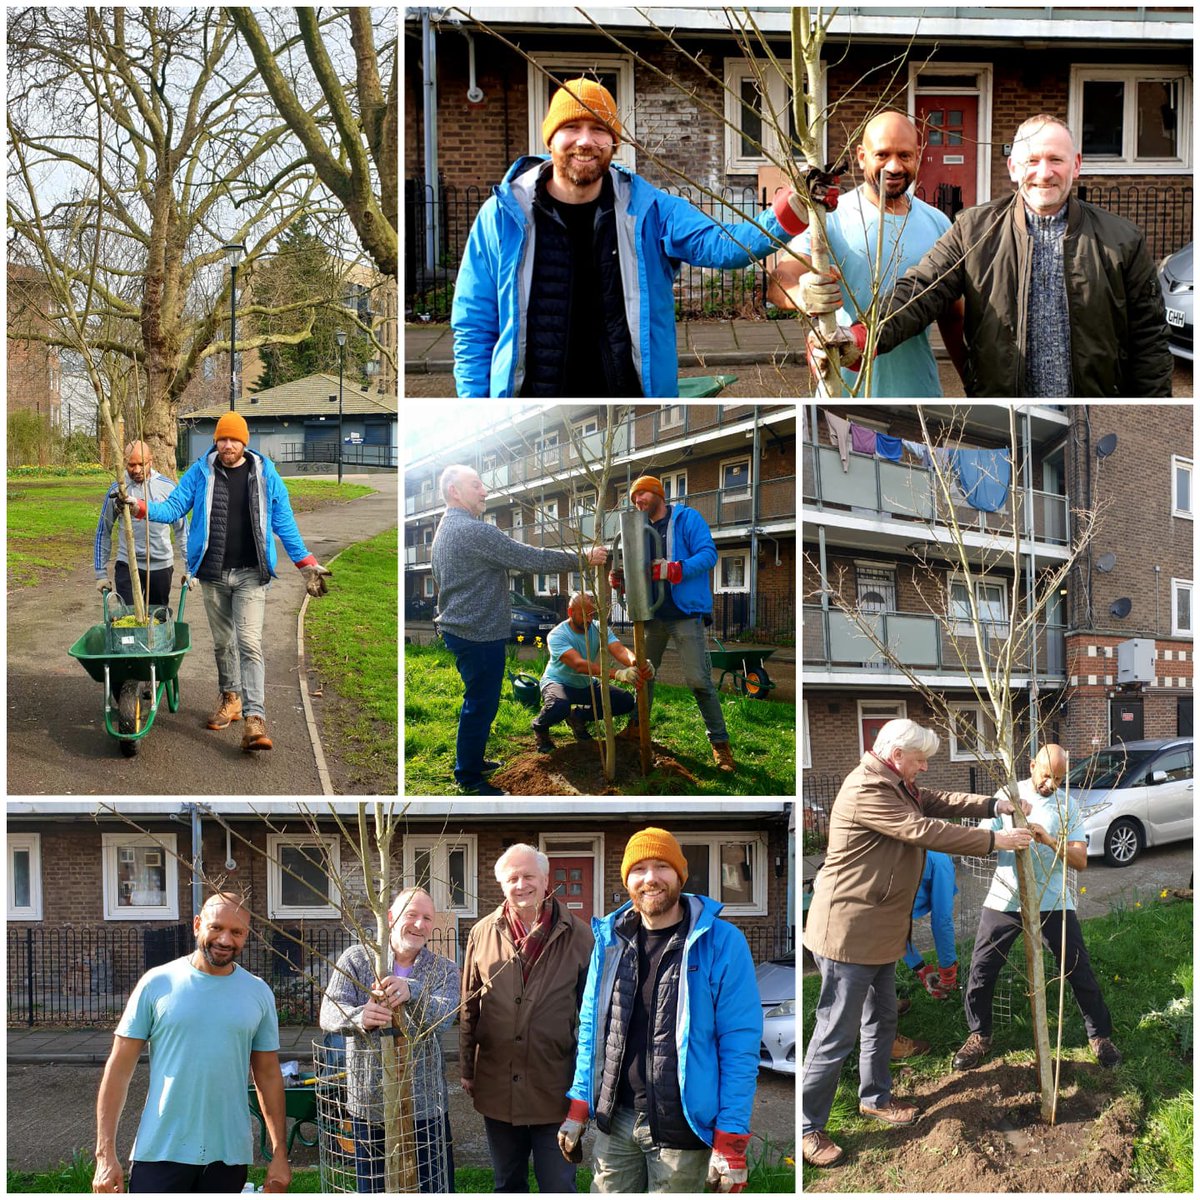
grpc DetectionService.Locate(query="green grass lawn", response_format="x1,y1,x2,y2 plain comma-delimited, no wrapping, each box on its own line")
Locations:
404,640,796,795
801,897,1193,1191
6,470,374,587
304,527,398,791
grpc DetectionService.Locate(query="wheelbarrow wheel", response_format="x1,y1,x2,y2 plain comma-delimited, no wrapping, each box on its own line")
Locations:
118,679,144,753
742,667,772,700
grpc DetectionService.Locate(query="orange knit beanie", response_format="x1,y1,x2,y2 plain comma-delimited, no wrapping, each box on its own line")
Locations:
214,412,250,445
621,827,688,885
542,78,622,146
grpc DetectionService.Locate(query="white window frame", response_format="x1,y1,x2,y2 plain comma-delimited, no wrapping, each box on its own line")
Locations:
908,61,995,204
535,572,554,597
1172,455,1192,519
802,700,811,770
572,416,599,438
527,54,636,171
856,699,907,758
663,469,687,501
948,573,1010,637
423,575,435,598
481,451,499,473
719,454,752,502
660,404,685,431
1171,578,1193,637
948,701,1002,762
1068,65,1192,174
570,490,597,521
266,833,341,920
676,832,768,916
723,57,806,173
8,833,43,921
102,832,179,921
483,512,497,526
512,507,524,531
568,570,584,593
715,548,750,594
403,834,478,919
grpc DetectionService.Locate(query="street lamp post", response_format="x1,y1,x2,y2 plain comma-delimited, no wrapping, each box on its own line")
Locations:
336,329,347,485
222,242,245,411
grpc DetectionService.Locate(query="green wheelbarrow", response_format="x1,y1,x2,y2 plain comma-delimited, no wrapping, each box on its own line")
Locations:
709,637,777,700
247,1082,319,1160
677,374,738,399
67,580,193,757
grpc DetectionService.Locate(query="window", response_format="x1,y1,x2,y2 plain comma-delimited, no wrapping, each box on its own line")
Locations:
570,491,597,521
948,702,1001,762
948,575,1009,636
1172,456,1192,518
857,699,907,757
660,405,684,431
404,835,477,919
802,700,811,770
8,833,42,920
102,833,179,920
568,571,584,593
720,456,752,501
527,55,636,170
723,58,805,172
423,576,435,598
715,549,750,593
662,470,687,501
512,508,524,531
535,573,554,596
677,834,767,914
1070,66,1191,172
856,563,897,613
266,834,341,919
481,451,499,473
1171,579,1193,636
483,512,497,526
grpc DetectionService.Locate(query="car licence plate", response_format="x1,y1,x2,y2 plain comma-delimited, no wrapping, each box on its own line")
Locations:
540,622,554,632
1166,307,1186,328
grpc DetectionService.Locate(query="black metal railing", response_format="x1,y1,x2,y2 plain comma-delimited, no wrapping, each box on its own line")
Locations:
277,442,398,469
741,920,795,963
1076,182,1192,262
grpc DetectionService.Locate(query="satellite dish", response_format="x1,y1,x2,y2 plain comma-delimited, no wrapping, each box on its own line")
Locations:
1110,597,1132,618
1096,433,1118,459
1096,552,1116,573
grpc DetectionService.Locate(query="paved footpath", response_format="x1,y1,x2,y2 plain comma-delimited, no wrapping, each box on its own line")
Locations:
7,472,397,796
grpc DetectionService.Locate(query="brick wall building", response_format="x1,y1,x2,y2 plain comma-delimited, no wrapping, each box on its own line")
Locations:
405,403,796,641
7,263,62,427
6,801,793,1024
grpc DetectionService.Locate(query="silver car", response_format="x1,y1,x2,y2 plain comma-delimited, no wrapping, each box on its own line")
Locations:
1159,242,1193,361
1069,737,1193,866
755,951,795,1074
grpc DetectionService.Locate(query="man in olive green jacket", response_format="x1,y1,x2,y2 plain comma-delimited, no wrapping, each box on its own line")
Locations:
802,719,1033,1169
461,843,593,1192
811,114,1172,397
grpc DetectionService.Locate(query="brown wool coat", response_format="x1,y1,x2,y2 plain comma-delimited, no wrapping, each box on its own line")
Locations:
804,753,998,965
460,899,594,1125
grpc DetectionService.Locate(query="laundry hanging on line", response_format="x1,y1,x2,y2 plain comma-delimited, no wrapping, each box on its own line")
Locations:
951,448,1012,512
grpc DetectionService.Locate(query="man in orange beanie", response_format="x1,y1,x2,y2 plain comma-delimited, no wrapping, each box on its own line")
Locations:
117,411,332,752
452,77,840,397
558,827,760,1192
610,474,734,771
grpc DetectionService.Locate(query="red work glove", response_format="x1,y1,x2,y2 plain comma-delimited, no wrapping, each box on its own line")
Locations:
913,962,948,1000
608,568,625,594
650,559,682,585
707,1129,750,1193
117,496,147,520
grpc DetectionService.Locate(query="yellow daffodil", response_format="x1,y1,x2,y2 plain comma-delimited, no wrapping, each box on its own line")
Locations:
1160,888,1169,898
517,634,525,643
1079,886,1086,895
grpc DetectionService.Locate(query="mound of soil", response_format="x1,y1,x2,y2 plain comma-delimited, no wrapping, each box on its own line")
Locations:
490,738,700,795
806,1059,1139,1193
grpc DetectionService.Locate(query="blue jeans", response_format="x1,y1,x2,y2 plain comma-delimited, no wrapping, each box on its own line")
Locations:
351,1114,455,1193
200,567,270,718
441,632,506,788
482,1116,576,1193
643,617,728,743
801,955,897,1136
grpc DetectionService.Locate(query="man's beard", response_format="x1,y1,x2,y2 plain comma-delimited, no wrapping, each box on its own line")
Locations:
552,143,613,188
198,936,239,968
630,877,683,918
865,167,912,199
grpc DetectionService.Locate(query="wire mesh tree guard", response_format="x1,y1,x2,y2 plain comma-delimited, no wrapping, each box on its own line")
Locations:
313,1034,452,1193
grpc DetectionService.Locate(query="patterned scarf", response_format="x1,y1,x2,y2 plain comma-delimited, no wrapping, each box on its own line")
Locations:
504,895,557,983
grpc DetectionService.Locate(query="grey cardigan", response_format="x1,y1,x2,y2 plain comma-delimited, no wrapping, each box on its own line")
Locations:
319,943,461,1123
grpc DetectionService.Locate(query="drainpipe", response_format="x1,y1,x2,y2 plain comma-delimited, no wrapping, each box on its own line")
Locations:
421,10,440,274
189,804,203,920
750,407,760,634
1023,409,1040,753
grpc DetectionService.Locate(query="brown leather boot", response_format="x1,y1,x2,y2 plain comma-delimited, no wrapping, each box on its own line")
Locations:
615,720,641,742
712,741,736,772
241,715,273,752
207,691,242,729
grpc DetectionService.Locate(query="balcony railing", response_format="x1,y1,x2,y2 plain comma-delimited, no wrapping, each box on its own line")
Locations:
803,604,1067,679
405,543,433,566
802,441,1069,546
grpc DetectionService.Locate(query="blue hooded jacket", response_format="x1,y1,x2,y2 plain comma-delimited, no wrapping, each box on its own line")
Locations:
656,502,718,617
452,157,795,397
144,447,311,577
567,893,761,1143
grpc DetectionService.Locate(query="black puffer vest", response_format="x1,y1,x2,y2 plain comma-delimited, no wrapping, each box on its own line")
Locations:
521,169,640,397
594,906,700,1149
199,456,270,584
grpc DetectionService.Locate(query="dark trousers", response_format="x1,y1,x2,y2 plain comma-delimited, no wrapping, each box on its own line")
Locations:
482,1115,577,1193
129,1160,246,1192
351,1113,455,1193
963,906,1113,1040
441,632,507,788
531,679,637,731
115,560,174,608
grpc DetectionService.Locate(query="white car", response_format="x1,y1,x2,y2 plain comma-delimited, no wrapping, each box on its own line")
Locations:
755,951,795,1074
1070,737,1193,866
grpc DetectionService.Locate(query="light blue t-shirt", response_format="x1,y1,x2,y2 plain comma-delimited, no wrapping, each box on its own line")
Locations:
542,618,621,689
116,956,280,1165
792,187,951,396
984,777,1085,913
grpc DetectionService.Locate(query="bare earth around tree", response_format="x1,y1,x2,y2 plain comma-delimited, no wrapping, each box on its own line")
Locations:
805,1060,1137,1192
489,739,700,795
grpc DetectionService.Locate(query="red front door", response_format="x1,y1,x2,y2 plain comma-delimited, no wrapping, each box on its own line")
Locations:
915,95,979,213
549,856,594,923
861,715,894,756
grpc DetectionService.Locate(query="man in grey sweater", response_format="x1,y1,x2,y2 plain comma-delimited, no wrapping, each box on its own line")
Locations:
432,464,608,795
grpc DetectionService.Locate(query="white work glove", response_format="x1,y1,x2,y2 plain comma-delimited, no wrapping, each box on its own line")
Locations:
557,1099,590,1162
613,666,640,684
96,578,112,594
794,269,842,316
